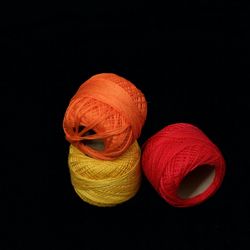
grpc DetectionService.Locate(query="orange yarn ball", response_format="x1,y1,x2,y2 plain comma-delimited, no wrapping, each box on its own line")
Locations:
63,73,147,160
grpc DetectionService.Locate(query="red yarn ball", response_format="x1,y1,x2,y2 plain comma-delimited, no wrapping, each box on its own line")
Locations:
142,123,226,207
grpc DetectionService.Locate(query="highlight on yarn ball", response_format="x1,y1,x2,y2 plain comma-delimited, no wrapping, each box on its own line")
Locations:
142,123,226,207
63,73,147,160
68,141,141,207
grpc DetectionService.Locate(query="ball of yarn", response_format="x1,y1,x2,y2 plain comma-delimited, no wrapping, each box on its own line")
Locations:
68,141,141,207
142,123,226,207
63,73,147,160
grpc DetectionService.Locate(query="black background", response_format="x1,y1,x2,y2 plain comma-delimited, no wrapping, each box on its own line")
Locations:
3,1,249,249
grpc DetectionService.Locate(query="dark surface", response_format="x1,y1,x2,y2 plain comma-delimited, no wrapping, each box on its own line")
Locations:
4,1,249,249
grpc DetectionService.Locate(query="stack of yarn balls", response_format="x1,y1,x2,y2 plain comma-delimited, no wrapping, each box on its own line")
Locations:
63,73,226,207
63,73,147,206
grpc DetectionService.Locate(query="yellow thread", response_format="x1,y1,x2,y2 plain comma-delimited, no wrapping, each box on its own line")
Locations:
68,141,141,207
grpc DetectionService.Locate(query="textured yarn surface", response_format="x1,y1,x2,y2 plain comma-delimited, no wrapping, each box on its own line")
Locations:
68,141,141,207
142,123,226,207
63,73,147,160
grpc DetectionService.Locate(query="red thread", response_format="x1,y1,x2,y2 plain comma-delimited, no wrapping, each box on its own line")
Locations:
63,73,147,160
142,123,226,207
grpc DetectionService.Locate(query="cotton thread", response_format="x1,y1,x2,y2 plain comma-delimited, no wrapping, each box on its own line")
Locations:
68,141,141,207
63,73,147,160
142,123,226,207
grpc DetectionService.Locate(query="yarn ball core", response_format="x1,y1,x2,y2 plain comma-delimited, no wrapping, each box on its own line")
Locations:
68,141,141,207
63,73,147,160
142,123,226,207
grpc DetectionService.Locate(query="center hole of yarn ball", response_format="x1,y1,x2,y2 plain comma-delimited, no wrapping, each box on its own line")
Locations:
79,126,105,151
177,165,215,199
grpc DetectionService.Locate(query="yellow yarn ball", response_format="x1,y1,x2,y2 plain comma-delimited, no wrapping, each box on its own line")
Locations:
68,141,141,207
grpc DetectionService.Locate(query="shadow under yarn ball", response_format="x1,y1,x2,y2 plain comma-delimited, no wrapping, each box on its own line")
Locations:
63,73,147,160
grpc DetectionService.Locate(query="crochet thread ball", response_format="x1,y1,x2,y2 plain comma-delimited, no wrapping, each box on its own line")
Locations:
63,73,147,160
142,123,226,207
68,141,141,207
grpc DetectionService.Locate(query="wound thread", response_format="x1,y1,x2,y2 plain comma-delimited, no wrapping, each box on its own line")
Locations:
142,123,226,207
68,141,141,207
63,73,147,160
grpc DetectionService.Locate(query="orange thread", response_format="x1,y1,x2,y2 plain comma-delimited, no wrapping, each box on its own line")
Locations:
63,73,147,160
